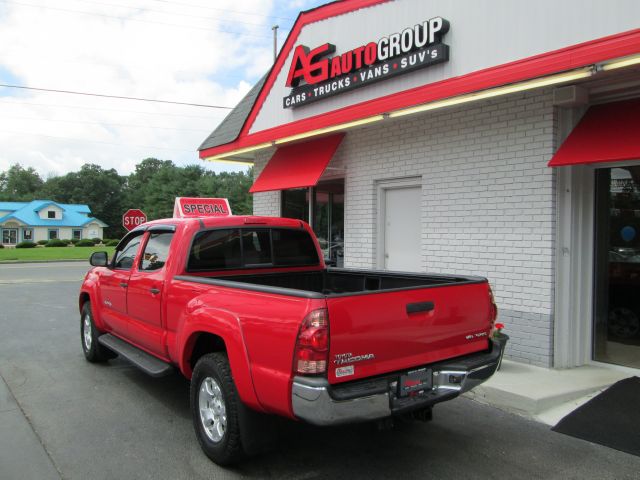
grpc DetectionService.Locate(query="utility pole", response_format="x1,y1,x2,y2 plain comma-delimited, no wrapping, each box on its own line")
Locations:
272,25,279,63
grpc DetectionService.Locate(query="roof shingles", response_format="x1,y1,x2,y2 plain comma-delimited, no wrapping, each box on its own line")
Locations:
198,75,268,152
0,200,107,227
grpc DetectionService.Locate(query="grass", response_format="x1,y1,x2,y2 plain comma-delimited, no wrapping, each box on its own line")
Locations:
0,246,116,263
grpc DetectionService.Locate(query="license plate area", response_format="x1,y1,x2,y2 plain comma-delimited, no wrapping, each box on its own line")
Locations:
398,368,431,397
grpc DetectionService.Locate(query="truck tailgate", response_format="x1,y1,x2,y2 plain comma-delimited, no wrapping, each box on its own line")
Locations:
326,282,492,384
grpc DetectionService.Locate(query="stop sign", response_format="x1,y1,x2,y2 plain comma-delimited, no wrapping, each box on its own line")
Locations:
122,209,147,231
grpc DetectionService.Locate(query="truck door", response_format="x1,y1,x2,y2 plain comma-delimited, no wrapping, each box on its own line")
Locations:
126,230,174,358
99,232,144,335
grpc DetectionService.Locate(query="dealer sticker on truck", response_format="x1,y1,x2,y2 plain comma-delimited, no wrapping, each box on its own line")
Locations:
335,365,355,378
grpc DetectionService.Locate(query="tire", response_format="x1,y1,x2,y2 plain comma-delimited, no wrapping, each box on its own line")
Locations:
190,353,244,465
80,302,112,362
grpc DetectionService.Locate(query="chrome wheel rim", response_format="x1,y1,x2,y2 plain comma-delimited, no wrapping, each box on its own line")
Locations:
198,376,227,443
83,314,92,350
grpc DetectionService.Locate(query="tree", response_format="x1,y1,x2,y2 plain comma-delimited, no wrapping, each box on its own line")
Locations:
197,169,253,215
0,164,44,201
1,159,254,237
123,158,175,210
142,163,204,219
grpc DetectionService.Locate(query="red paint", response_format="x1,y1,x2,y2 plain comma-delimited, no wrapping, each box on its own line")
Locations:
286,43,336,87
326,282,492,384
249,133,344,193
199,26,640,160
122,209,147,231
549,98,640,166
79,214,495,420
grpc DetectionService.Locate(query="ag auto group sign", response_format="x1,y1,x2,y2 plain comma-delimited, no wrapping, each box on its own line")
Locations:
283,16,450,108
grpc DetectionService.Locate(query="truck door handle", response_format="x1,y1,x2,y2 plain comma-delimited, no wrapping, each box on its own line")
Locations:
406,301,435,314
119,282,128,288
149,287,161,295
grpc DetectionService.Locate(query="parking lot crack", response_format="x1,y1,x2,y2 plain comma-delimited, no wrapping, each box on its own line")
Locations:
0,372,66,480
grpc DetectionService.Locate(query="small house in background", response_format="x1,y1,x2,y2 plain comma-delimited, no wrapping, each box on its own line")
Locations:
0,200,107,246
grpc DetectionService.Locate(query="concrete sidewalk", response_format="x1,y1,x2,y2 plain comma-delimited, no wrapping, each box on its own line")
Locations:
466,360,633,426
0,375,61,480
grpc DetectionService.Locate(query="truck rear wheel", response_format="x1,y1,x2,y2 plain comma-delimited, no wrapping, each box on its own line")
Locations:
80,302,112,362
190,353,244,465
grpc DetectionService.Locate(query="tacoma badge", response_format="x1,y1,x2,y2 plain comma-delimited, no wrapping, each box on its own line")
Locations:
333,352,375,365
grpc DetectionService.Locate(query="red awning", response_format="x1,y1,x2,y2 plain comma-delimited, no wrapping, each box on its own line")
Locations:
250,133,344,193
549,98,640,167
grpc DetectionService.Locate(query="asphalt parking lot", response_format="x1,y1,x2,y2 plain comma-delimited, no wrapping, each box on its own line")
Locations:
1,262,640,480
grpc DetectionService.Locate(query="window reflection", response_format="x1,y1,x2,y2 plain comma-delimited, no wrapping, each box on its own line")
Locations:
594,166,640,369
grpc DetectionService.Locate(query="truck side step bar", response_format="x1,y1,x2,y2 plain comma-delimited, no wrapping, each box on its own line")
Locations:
98,334,173,377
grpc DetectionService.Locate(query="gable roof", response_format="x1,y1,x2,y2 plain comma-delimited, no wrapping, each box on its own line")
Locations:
0,200,107,227
198,0,389,157
199,74,268,151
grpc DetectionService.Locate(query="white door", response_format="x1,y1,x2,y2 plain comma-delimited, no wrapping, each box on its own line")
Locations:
383,186,421,271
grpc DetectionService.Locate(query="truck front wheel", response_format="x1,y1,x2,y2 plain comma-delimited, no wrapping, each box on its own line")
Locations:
80,302,112,362
190,353,243,465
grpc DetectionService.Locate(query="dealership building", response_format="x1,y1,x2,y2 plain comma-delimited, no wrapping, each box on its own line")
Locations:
198,0,640,371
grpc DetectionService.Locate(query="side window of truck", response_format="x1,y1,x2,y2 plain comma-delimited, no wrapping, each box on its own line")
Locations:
113,233,143,270
140,232,174,271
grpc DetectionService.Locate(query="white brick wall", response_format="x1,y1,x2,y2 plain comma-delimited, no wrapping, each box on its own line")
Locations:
253,148,281,217
253,88,557,366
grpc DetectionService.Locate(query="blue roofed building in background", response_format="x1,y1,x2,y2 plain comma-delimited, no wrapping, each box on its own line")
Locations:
0,200,107,246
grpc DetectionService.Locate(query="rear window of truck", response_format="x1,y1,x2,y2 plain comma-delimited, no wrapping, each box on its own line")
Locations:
187,228,319,271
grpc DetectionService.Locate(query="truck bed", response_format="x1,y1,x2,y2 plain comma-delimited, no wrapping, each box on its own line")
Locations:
181,268,485,297
177,268,492,384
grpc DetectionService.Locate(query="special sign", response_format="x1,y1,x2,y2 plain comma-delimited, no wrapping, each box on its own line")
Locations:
173,197,232,218
283,17,450,109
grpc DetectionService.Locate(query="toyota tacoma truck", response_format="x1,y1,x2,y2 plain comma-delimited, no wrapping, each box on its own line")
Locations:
79,213,502,465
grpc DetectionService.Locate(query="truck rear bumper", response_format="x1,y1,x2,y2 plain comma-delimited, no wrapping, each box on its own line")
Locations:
292,340,502,426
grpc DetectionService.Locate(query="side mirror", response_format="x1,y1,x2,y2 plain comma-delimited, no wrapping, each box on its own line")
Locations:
90,251,109,267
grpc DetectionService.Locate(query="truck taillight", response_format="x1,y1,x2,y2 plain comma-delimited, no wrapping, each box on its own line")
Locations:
488,285,498,329
293,309,329,375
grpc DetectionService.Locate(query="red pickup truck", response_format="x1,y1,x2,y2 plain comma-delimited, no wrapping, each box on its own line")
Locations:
79,215,502,465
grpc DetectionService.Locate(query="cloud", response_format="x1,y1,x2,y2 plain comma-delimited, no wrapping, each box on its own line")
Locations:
0,0,281,176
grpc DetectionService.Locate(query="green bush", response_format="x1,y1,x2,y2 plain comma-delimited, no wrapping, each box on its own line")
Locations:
105,239,119,247
92,237,103,244
37,240,48,245
0,244,4,248
76,239,96,247
16,241,37,248
71,239,80,245
46,239,66,247
60,239,72,245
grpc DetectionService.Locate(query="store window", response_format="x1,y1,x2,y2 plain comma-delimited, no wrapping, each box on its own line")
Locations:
72,229,82,240
48,229,58,240
281,180,344,267
22,229,33,242
593,166,640,369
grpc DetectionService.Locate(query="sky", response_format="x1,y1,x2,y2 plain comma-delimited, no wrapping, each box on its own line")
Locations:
0,0,326,178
